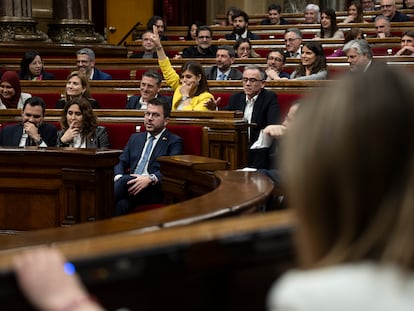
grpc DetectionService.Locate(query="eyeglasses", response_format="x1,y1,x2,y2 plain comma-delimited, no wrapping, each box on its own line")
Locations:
198,36,211,40
267,56,283,62
242,77,262,83
284,38,299,43
380,4,393,8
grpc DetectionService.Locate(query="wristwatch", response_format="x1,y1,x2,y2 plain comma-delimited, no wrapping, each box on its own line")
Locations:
149,174,157,184
182,95,190,101
36,138,43,146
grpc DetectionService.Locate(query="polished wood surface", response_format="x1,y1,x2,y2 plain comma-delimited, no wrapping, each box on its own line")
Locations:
0,169,276,258
0,110,249,170
0,148,121,230
0,209,294,311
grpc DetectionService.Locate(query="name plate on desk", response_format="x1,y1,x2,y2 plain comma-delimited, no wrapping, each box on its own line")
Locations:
0,147,121,231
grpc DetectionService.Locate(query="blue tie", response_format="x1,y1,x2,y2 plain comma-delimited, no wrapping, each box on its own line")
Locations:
134,135,155,174
218,73,226,80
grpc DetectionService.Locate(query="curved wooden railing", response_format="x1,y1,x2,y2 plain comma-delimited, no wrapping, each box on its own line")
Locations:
0,169,277,262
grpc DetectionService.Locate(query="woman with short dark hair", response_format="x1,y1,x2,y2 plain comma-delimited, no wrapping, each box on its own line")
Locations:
19,51,55,81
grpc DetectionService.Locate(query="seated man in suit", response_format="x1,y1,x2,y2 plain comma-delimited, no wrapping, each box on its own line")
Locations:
284,28,303,59
222,65,280,169
224,10,259,40
76,48,112,80
126,70,172,109
205,45,243,80
114,97,183,216
129,30,157,59
0,96,57,147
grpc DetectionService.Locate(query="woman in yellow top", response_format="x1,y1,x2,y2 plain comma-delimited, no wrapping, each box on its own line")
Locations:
152,25,212,111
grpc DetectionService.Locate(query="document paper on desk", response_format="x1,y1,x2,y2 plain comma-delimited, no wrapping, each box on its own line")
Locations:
250,130,273,149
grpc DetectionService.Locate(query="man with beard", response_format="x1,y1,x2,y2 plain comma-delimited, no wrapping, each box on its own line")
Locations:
114,97,183,216
0,96,57,147
180,26,218,58
204,45,243,80
224,10,259,40
343,39,373,73
76,48,112,80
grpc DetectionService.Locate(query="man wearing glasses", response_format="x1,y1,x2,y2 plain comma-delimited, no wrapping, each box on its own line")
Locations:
377,0,410,22
222,65,280,169
362,0,377,11
180,26,217,58
284,28,303,58
265,49,290,80
0,96,57,147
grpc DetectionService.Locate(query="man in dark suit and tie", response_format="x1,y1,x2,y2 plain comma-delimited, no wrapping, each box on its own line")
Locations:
204,46,243,80
222,65,280,169
0,96,57,147
114,97,183,216
76,48,112,80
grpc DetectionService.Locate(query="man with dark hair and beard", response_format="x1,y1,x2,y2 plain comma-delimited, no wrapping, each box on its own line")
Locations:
224,10,260,40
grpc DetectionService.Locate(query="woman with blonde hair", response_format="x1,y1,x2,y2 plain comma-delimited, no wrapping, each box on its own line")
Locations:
55,71,99,109
267,65,414,310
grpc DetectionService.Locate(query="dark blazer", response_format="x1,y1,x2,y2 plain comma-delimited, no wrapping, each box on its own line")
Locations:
55,98,100,109
0,123,57,147
114,129,183,182
18,71,55,80
204,66,243,80
57,126,110,148
261,18,289,25
92,68,112,80
129,51,157,58
125,95,172,109
182,46,218,58
224,30,260,40
222,88,280,169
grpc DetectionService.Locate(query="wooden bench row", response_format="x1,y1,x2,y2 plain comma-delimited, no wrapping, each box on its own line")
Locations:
0,109,250,170
0,206,293,309
133,21,414,41
1,55,412,82
212,8,414,25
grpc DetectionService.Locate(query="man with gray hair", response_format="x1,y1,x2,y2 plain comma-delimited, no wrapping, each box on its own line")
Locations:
284,28,303,58
222,65,280,169
304,4,320,24
343,39,373,72
205,45,243,80
76,48,112,80
378,0,410,22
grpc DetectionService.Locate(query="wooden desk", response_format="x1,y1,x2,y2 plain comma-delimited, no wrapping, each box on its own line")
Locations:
0,147,121,230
